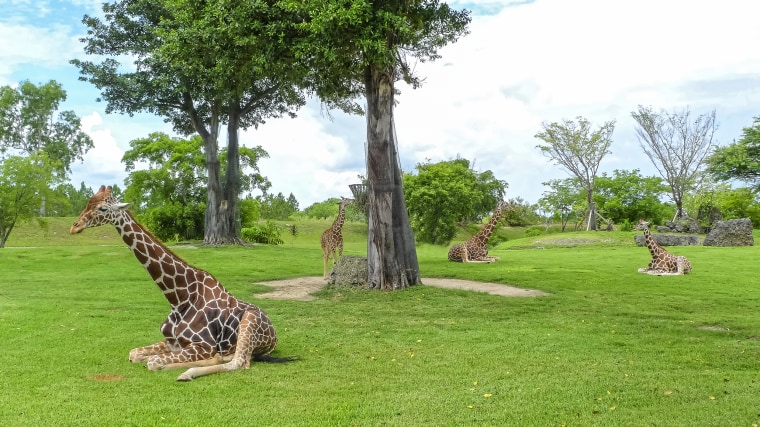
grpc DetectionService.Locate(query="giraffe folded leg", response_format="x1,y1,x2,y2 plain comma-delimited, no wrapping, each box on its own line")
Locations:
144,342,216,371
157,353,234,370
129,340,174,363
176,309,276,382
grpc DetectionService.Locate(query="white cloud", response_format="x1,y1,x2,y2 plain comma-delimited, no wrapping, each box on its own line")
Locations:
69,112,129,189
244,106,366,206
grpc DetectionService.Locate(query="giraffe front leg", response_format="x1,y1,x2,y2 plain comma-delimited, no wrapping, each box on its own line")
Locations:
129,340,173,363
145,342,216,371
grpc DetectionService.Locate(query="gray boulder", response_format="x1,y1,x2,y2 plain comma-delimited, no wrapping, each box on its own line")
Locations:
703,218,754,247
634,234,701,247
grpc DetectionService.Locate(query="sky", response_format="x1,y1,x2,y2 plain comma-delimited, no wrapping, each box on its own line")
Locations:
2,0,760,207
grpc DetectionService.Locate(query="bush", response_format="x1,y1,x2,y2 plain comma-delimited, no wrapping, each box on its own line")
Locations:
142,202,205,241
525,226,543,237
240,199,261,228
241,220,283,245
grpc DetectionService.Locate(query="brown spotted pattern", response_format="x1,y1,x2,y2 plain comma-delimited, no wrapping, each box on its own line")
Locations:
634,219,693,275
71,185,279,380
448,201,513,263
320,197,354,277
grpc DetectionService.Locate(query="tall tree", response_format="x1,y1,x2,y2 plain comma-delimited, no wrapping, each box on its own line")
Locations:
535,116,615,230
403,158,507,245
593,169,670,225
538,178,582,232
72,0,305,245
282,0,471,289
0,153,61,247
0,80,94,215
631,105,717,221
706,116,760,187
121,132,270,240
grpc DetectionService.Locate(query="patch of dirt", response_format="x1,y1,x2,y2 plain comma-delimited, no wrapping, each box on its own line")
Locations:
254,276,548,301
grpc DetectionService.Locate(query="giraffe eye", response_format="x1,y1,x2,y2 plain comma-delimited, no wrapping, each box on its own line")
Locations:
98,206,107,212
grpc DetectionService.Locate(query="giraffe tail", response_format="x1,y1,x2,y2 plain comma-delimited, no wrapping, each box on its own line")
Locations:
252,354,301,363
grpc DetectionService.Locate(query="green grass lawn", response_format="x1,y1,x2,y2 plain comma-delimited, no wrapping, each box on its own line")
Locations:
1,218,759,426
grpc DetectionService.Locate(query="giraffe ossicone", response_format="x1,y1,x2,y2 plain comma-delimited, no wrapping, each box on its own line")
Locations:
448,201,513,263
634,219,693,276
71,185,296,381
321,197,354,277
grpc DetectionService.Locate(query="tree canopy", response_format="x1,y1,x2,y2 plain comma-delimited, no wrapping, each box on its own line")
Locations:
706,116,760,187
631,105,717,220
593,169,670,225
0,80,93,179
73,0,306,244
0,153,61,247
403,158,507,245
535,116,615,230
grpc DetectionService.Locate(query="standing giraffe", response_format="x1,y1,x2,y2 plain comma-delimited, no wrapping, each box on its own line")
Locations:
633,219,693,275
448,201,513,263
70,185,295,381
321,197,354,277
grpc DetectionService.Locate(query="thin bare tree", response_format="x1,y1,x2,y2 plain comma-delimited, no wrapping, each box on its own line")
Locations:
631,105,717,221
535,116,615,231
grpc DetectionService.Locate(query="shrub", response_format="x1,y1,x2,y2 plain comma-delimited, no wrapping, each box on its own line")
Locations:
525,226,543,237
142,202,205,241
241,220,284,245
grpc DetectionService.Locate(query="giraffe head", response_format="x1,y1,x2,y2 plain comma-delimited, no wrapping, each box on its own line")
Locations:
493,200,514,220
70,185,131,234
633,219,651,232
339,197,354,208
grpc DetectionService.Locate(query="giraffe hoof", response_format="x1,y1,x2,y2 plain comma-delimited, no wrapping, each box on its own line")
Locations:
147,358,166,371
128,349,145,363
176,373,193,382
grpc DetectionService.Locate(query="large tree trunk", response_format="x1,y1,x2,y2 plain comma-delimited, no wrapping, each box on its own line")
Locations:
197,113,235,246
587,191,597,231
364,65,420,290
223,107,243,242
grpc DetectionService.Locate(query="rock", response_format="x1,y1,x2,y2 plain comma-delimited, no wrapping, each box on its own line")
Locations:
657,218,704,234
634,234,701,246
703,218,754,247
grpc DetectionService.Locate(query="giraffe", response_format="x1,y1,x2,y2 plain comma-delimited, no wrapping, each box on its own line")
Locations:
448,201,513,263
70,185,295,381
633,218,693,275
321,197,354,277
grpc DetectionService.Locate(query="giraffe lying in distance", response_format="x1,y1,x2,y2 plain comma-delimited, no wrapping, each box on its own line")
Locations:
448,201,513,263
70,185,296,381
321,197,354,277
634,219,693,276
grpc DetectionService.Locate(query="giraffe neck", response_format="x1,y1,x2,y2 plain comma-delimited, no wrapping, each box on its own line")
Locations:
331,205,347,234
112,210,193,308
642,227,663,257
474,209,502,244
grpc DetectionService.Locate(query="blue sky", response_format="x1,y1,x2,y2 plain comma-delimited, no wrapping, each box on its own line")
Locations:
2,0,760,207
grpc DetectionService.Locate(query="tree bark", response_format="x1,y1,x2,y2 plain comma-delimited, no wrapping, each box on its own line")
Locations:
587,195,597,231
224,106,244,242
364,64,420,290
196,111,234,245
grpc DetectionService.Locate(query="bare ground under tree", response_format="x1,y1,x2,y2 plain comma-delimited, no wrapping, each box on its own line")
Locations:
254,276,548,301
